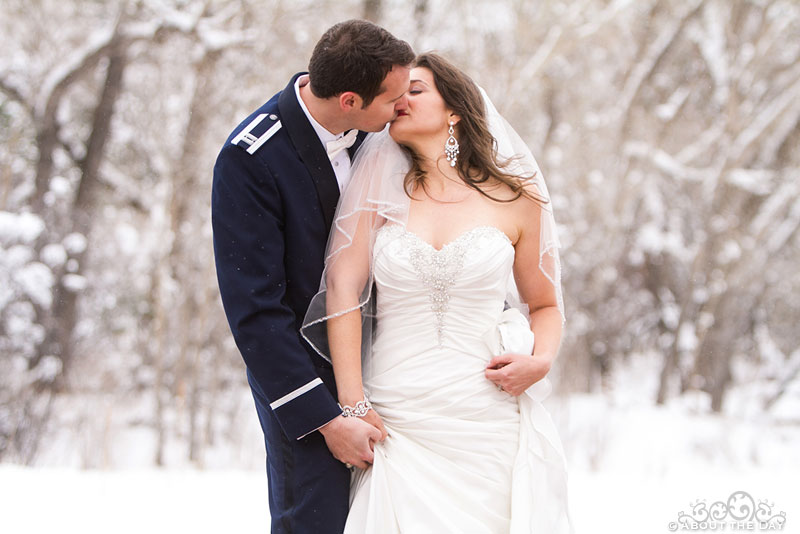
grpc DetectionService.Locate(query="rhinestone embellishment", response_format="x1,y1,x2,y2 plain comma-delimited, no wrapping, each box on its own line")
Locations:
407,240,467,346
377,224,512,347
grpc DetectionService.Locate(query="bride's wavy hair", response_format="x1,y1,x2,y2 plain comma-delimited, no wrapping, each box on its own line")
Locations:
403,53,547,204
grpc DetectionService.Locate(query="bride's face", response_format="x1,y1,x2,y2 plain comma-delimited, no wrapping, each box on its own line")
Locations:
389,67,453,147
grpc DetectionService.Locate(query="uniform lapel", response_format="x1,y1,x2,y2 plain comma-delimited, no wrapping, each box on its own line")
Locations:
278,73,340,230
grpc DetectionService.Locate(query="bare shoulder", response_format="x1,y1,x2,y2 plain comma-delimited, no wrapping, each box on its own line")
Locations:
481,178,545,242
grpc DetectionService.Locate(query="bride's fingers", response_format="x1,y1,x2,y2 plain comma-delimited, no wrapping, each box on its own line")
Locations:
365,419,383,442
378,422,388,441
374,415,388,441
364,409,388,441
487,353,514,369
485,367,504,384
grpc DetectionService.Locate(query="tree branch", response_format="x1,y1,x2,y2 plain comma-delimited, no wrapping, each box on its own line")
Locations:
0,77,31,113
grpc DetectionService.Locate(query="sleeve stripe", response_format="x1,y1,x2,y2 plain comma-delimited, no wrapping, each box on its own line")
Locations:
269,377,324,410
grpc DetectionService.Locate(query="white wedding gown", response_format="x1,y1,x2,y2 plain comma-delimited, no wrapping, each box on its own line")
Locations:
344,223,573,534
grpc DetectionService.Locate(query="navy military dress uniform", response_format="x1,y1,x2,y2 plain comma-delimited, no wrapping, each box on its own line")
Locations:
212,72,367,533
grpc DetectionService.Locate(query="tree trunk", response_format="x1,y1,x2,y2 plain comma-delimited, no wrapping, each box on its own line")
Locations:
39,37,128,389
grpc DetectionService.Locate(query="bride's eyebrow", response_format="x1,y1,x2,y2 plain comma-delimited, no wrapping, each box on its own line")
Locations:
409,79,428,86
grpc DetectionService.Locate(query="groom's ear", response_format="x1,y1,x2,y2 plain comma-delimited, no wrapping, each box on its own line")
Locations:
338,92,363,112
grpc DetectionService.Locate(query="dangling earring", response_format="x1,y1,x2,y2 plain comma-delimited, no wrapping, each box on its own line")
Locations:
445,121,459,167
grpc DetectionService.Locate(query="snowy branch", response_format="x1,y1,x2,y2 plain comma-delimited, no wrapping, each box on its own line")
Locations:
624,141,713,182
723,168,776,196
616,0,703,126
729,66,800,167
575,0,638,39
34,25,118,121
763,347,800,410
0,76,31,113
765,191,800,254
749,179,799,237
690,0,729,106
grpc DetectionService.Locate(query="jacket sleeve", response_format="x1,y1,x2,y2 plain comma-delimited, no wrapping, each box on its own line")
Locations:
212,142,341,440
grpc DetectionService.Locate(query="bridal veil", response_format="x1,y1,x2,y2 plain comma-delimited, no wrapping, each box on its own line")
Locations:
301,88,564,371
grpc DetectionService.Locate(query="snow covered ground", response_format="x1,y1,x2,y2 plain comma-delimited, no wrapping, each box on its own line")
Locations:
3,388,797,534
0,463,792,533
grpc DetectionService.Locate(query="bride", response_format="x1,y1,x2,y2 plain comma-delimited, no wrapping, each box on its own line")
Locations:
302,53,572,533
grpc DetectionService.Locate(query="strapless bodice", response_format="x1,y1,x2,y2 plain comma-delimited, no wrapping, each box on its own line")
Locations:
372,223,515,357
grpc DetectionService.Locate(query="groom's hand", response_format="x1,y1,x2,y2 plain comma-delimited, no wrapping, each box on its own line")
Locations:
485,352,552,396
319,415,383,470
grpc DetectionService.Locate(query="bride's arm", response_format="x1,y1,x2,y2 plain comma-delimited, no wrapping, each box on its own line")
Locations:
485,192,563,395
325,211,388,437
513,195,563,370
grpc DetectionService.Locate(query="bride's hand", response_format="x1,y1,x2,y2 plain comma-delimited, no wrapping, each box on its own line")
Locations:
485,352,552,396
363,408,388,441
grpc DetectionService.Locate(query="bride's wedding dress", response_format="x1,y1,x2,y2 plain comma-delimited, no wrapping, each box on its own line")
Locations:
344,223,572,534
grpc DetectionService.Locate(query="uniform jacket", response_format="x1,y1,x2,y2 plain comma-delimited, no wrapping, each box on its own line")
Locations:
212,73,366,440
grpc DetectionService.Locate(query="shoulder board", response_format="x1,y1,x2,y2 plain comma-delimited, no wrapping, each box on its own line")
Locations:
231,113,282,155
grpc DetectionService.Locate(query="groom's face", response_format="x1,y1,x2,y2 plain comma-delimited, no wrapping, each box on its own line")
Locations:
349,65,411,132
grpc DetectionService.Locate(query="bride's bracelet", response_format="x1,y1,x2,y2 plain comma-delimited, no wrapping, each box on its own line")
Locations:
339,397,372,418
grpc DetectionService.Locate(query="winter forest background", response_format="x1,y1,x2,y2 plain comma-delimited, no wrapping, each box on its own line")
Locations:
1,0,798,532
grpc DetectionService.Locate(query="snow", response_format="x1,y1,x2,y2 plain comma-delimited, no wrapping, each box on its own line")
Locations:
40,242,67,268
677,322,698,352
12,261,54,309
62,232,87,255
3,349,795,533
198,25,253,52
35,25,116,120
766,194,800,254
0,465,786,534
0,211,45,244
62,273,88,291
726,168,775,196
0,466,268,534
624,141,710,182
696,0,730,105
49,175,72,197
32,355,62,382
731,67,800,159
1,391,796,534
655,86,690,121
635,222,689,261
4,243,34,267
716,239,742,264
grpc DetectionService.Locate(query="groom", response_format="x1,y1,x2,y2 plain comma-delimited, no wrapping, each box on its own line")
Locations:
212,20,414,533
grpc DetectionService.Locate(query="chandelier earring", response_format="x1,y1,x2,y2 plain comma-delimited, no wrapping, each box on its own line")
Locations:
444,121,459,167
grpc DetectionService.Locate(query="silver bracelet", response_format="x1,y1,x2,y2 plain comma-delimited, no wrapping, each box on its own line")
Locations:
339,397,372,418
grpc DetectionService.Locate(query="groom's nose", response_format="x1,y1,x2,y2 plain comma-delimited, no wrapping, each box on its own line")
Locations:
394,94,408,112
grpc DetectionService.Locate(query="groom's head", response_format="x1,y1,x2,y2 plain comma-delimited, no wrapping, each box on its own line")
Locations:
308,20,414,132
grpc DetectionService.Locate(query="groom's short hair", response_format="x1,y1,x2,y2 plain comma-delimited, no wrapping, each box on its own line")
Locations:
308,20,414,107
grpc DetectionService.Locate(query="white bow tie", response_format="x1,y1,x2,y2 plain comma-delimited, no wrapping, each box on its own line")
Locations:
325,129,358,160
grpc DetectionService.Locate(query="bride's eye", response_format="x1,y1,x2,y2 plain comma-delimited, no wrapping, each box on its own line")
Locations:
409,88,422,95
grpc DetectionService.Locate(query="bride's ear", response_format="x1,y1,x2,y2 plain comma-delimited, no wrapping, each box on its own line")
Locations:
447,112,461,126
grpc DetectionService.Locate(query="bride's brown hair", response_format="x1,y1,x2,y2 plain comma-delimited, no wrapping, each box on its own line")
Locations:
403,53,547,204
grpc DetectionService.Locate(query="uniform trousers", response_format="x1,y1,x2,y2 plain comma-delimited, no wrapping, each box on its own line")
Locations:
248,368,350,534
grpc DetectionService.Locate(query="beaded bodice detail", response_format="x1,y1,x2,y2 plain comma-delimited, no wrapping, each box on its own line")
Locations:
373,224,514,349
